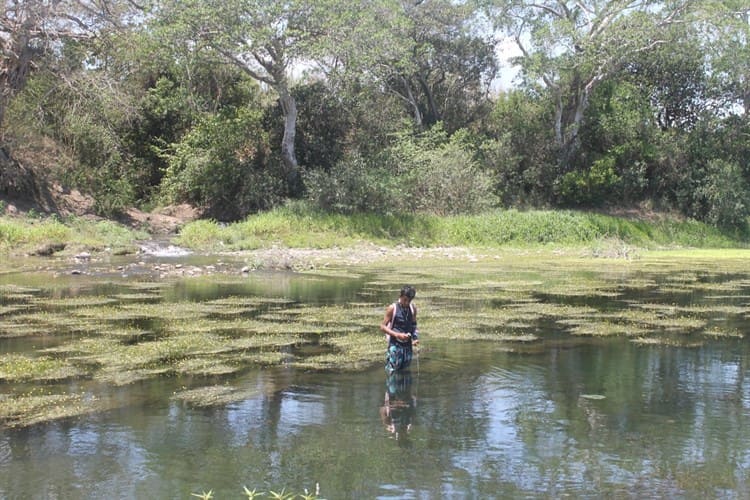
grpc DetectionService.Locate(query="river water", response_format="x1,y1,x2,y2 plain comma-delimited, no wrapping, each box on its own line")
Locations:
2,254,750,498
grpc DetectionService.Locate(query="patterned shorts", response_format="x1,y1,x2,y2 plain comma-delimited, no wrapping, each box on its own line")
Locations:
386,342,413,374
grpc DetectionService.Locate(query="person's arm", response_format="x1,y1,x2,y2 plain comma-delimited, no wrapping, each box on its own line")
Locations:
381,304,411,342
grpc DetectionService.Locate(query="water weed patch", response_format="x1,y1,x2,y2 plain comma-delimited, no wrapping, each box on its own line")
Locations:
3,251,750,427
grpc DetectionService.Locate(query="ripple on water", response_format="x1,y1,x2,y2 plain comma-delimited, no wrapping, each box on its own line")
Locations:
0,437,11,465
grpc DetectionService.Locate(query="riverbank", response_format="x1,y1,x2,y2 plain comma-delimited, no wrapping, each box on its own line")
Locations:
1,203,748,274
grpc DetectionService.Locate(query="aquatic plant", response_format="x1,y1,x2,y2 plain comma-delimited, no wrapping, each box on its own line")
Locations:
0,354,83,382
4,250,750,428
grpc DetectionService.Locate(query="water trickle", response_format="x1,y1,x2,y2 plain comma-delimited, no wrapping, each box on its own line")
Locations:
138,240,192,257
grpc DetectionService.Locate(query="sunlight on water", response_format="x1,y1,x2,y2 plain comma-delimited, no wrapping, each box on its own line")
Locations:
2,254,750,497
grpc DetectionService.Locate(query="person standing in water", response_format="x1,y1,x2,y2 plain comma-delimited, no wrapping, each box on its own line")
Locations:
380,285,419,374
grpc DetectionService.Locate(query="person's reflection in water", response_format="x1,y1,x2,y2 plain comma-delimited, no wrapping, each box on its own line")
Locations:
380,370,417,447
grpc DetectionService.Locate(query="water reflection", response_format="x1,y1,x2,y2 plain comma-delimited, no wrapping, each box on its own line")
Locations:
6,257,750,497
380,371,417,446
3,341,750,497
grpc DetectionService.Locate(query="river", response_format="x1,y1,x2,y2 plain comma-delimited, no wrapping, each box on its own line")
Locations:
1,251,750,498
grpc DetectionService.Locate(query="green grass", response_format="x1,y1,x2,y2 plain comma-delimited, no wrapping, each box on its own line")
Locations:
1,204,745,257
0,215,147,254
175,204,748,251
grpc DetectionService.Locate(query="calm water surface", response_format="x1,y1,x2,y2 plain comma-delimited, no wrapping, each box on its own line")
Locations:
2,257,750,498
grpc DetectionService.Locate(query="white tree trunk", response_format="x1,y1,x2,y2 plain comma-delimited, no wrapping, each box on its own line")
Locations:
277,86,300,188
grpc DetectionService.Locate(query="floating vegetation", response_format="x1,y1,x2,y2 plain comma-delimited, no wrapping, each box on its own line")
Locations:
4,250,750,427
0,354,85,382
539,283,621,298
0,284,41,298
684,280,750,292
0,392,88,428
32,296,118,308
629,337,705,347
205,296,268,307
703,327,744,338
0,304,32,316
0,322,46,338
637,316,706,332
110,292,162,302
174,358,241,377
172,385,261,407
567,321,646,337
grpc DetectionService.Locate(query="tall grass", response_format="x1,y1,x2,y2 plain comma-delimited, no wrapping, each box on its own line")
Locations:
0,217,70,249
0,215,146,253
175,204,748,251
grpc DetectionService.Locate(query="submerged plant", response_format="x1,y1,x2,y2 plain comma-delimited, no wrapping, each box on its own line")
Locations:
268,489,295,500
243,487,262,499
4,250,750,428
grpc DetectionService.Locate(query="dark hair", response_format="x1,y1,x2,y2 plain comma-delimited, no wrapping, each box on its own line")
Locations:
400,285,416,300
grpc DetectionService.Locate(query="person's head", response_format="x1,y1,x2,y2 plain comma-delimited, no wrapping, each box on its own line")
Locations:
400,285,416,302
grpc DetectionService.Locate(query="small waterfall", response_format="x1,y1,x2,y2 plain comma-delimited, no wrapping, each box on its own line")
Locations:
138,241,192,257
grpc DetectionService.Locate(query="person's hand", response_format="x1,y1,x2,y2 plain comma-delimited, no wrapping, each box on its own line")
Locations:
413,339,420,346
396,332,411,342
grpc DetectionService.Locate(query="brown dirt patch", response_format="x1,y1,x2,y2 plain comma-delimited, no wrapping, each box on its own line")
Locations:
120,204,201,235
2,183,200,235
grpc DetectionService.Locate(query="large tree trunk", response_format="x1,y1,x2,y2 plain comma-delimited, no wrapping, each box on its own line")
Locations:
554,72,598,169
0,39,37,194
277,85,301,192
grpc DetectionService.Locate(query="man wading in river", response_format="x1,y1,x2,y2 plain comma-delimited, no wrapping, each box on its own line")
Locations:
381,285,419,374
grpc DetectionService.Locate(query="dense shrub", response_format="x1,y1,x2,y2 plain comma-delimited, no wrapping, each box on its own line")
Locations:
306,125,497,215
399,132,498,215
304,154,402,214
557,157,622,207
383,125,499,215
479,91,557,206
693,159,750,230
160,107,284,220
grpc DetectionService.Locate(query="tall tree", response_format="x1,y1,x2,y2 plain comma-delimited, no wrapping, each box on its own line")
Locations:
700,0,750,115
383,0,498,131
623,24,708,131
482,0,696,166
0,0,139,195
158,0,351,193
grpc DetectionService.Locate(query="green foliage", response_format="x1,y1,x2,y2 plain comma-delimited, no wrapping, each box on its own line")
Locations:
292,82,351,171
377,0,497,131
382,124,499,215
306,124,497,215
624,24,708,131
176,204,747,252
399,128,499,215
480,90,557,206
557,157,622,207
441,210,603,246
173,219,225,249
304,154,401,215
693,159,750,230
161,106,284,220
0,215,145,253
576,79,657,204
0,220,27,246
1,0,748,236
